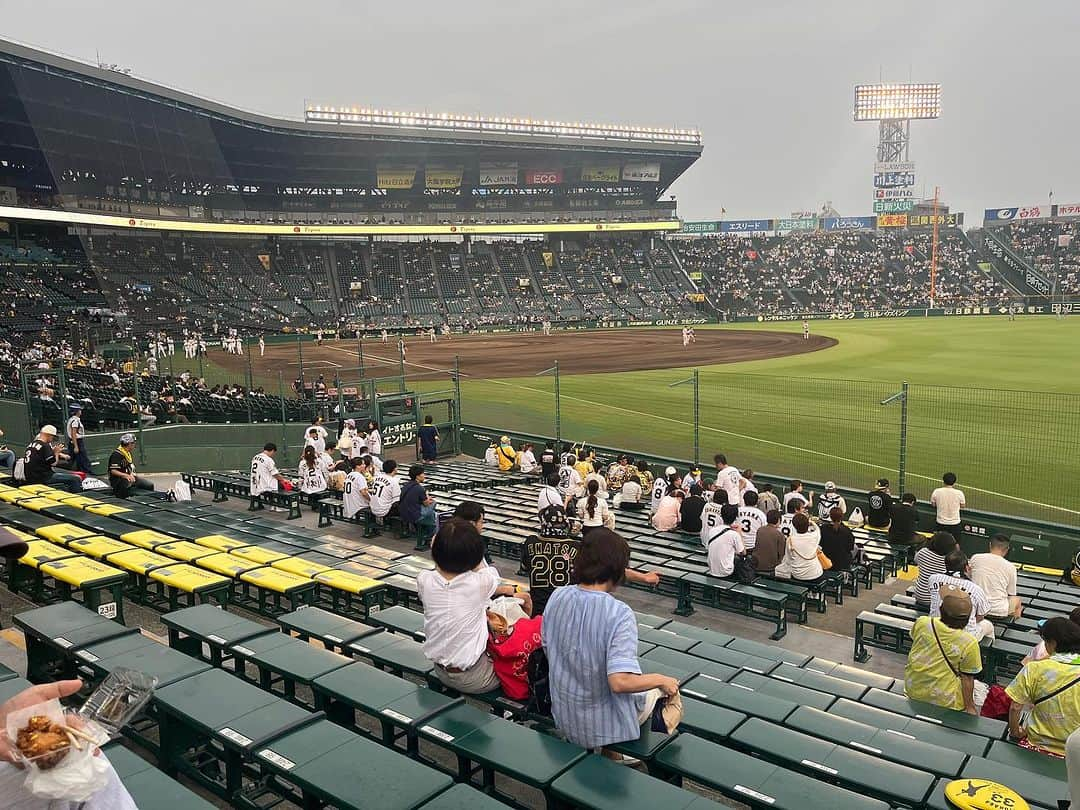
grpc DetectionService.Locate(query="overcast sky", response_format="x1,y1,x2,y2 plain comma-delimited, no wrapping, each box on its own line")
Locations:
4,0,1078,220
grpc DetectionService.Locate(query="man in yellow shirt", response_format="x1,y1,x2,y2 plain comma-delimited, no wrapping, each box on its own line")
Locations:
1006,617,1080,756
496,436,517,472
904,588,982,713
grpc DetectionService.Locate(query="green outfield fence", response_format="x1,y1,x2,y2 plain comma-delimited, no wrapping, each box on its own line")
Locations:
452,367,1080,527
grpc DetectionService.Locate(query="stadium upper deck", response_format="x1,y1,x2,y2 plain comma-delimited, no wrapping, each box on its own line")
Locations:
0,39,700,229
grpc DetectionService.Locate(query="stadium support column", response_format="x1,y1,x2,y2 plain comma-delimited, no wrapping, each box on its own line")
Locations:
877,119,910,162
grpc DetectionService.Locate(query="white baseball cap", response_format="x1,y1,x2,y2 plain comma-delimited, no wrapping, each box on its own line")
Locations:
39,424,57,436
825,481,836,490
665,466,677,476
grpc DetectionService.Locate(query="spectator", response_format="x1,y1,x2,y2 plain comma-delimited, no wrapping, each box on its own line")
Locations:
651,488,684,531
108,433,158,498
418,415,440,462
20,425,81,493
484,441,498,467
783,479,813,512
1068,729,1080,810
816,481,846,521
539,442,557,478
1024,607,1080,664
573,449,594,480
297,445,330,496
1006,617,1080,757
557,457,584,506
913,532,959,604
606,455,631,493
779,496,808,538
819,506,856,573
866,478,892,528
713,453,742,506
757,482,781,515
368,458,402,532
707,503,745,578
577,478,614,535
931,472,966,542
537,472,564,515
680,484,706,534
518,442,538,474
929,550,995,641
905,589,981,714
774,512,824,581
418,519,529,693
65,402,91,474
741,468,758,502
0,426,13,470
736,490,768,550
617,474,644,510
342,456,370,519
496,435,517,472
304,417,328,453
542,528,679,755
970,534,1022,619
365,420,383,456
887,493,920,545
400,464,436,540
250,442,291,498
752,509,786,574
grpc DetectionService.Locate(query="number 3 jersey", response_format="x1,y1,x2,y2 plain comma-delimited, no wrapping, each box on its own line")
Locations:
523,536,581,616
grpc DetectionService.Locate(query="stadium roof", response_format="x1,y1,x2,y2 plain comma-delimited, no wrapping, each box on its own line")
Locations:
0,38,702,199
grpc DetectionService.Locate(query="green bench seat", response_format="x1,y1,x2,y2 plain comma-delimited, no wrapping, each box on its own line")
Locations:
248,635,354,707
829,698,992,756
641,645,737,682
924,754,1069,810
724,636,810,666
769,662,870,701
278,605,384,652
103,742,217,810
14,600,137,682
728,669,837,711
860,687,1008,739
551,753,726,810
369,604,428,641
680,673,799,723
161,603,276,667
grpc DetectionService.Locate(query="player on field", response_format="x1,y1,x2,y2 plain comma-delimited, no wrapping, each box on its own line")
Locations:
428,326,437,343
381,329,389,344
259,334,265,356
803,320,810,340
682,327,690,348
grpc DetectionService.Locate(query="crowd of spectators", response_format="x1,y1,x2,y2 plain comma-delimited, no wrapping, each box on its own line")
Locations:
1004,220,1080,294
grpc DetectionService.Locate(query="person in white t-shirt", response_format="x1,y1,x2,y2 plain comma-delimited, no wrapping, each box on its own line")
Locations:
713,454,742,506
297,445,331,495
779,496,807,538
929,549,995,640
557,462,583,506
816,481,846,521
537,473,563,515
930,472,965,542
338,419,358,459
783,479,813,512
651,468,678,514
304,419,328,453
250,442,291,496
518,442,539,474
365,420,383,457
969,534,1022,618
740,469,758,504
343,456,371,518
736,490,768,550
369,458,402,523
707,503,746,578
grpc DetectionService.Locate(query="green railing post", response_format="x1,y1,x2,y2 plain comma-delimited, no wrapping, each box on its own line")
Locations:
899,381,909,496
554,360,561,449
453,355,463,455
133,372,145,465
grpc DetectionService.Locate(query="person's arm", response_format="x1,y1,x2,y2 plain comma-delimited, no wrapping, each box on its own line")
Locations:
609,671,680,696
1008,699,1025,736
626,569,660,586
960,674,977,715
605,610,678,696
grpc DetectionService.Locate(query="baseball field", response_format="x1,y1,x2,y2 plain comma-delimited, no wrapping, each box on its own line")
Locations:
218,316,1080,525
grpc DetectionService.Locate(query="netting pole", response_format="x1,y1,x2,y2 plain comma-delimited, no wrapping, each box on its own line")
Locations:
899,381,909,496
297,335,305,387
20,366,33,437
245,342,254,424
133,372,145,465
398,339,406,392
357,334,365,378
693,368,700,467
336,373,345,424
453,355,462,455
57,365,68,435
278,372,288,454
554,360,561,449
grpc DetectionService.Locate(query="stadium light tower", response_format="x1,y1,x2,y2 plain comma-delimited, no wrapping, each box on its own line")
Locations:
854,83,941,161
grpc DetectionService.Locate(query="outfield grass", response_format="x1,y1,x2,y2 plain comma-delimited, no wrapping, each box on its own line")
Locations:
453,316,1080,525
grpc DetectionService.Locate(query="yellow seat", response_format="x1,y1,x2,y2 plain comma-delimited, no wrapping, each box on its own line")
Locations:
84,503,131,516
228,545,289,565
19,484,61,496
154,541,216,563
0,482,15,492
194,534,250,552
149,564,231,593
120,529,177,550
67,535,134,559
40,557,126,587
104,548,174,575
0,490,30,503
271,557,333,579
195,552,264,578
51,494,102,507
312,569,383,595
17,497,61,512
239,567,314,594
18,540,78,569
36,523,95,544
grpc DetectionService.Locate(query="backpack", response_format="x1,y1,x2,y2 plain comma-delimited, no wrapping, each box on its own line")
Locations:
525,647,552,717
732,553,757,584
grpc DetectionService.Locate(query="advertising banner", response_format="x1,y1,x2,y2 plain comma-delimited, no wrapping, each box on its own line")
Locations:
525,169,564,185
774,217,817,231
874,161,915,173
874,188,915,199
376,168,416,189
688,271,703,280
721,219,773,233
1056,203,1080,218
621,162,661,182
823,216,876,231
582,166,621,182
873,171,916,188
984,205,1051,222
877,214,908,228
478,164,518,186
257,254,271,271
908,213,964,227
687,293,706,302
874,200,915,213
681,221,720,233
425,168,463,189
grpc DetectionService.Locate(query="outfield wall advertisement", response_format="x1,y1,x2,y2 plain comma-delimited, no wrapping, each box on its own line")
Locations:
734,300,1080,323
679,213,962,235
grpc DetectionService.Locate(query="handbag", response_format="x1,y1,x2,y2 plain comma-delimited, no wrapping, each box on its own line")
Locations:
732,554,757,584
816,549,833,570
650,690,684,734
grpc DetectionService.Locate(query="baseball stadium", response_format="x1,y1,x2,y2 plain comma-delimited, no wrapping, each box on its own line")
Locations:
0,15,1078,810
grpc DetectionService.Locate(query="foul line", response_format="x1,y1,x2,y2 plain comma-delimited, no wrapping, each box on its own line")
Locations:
321,343,471,377
473,377,1079,516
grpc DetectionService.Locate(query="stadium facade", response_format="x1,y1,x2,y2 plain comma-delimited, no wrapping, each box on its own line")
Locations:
0,38,700,232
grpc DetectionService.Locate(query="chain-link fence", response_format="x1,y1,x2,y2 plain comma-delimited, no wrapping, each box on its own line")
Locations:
457,365,1080,526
